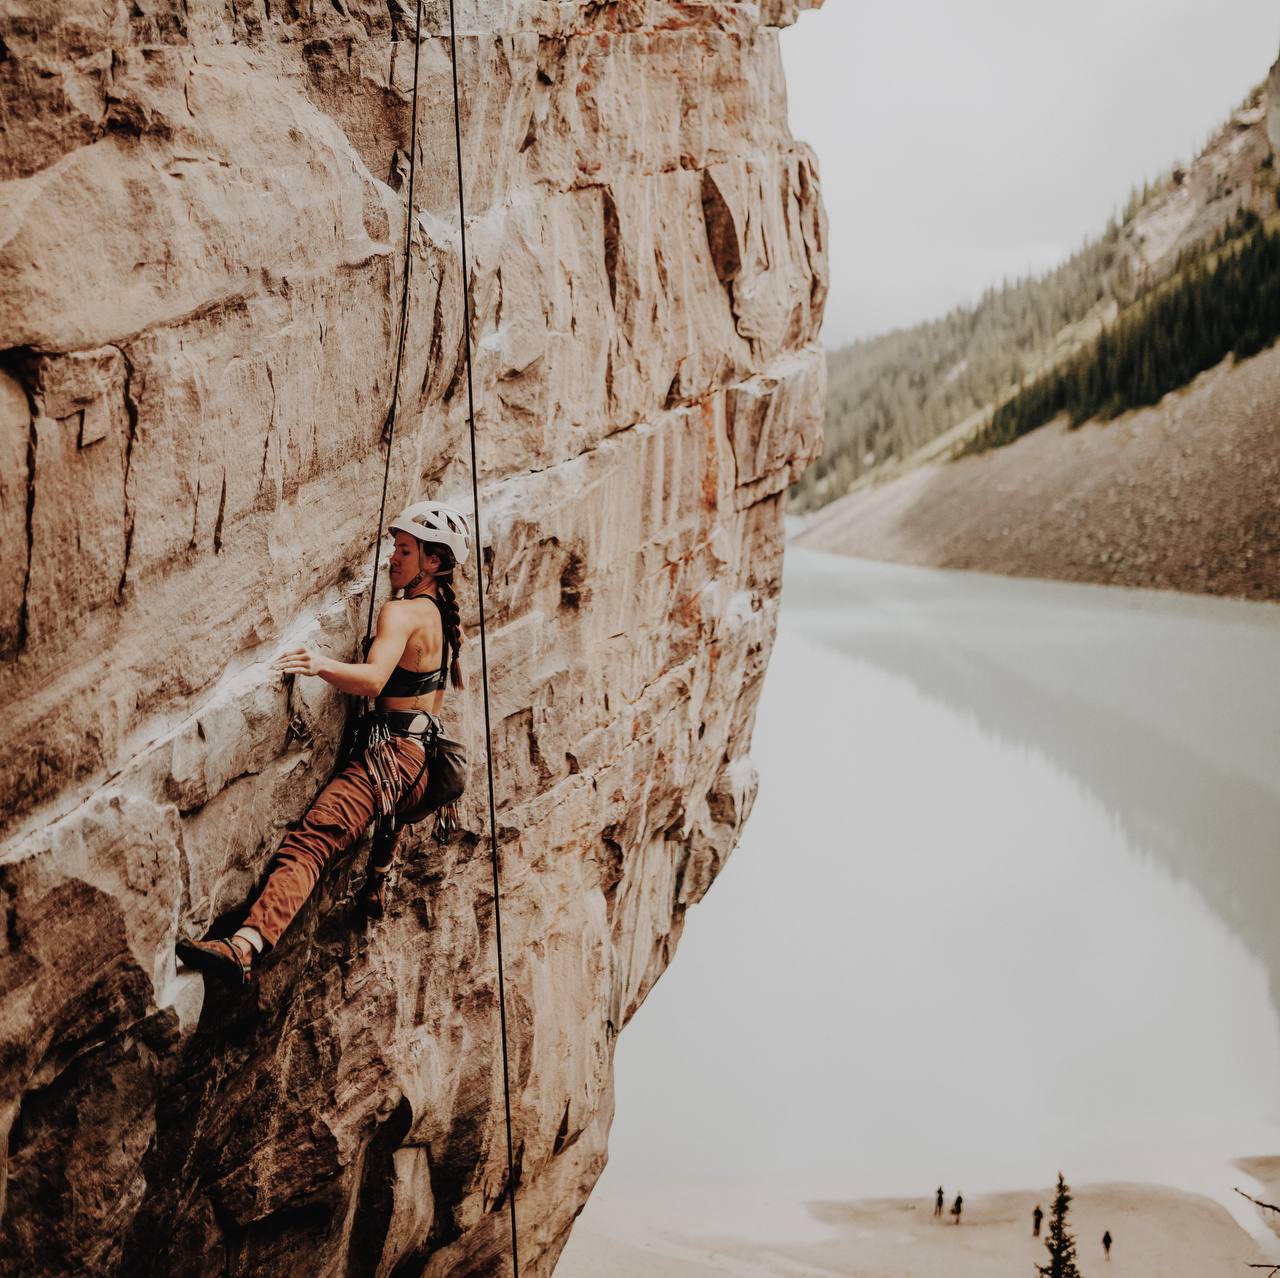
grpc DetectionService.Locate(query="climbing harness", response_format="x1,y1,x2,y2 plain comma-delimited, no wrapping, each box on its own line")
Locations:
359,2,522,1272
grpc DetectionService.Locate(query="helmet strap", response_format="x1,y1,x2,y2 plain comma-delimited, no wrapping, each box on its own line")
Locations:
401,542,441,597
402,568,432,596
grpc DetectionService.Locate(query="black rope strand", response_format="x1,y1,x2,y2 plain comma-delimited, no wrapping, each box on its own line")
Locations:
364,0,426,645
447,5,522,1274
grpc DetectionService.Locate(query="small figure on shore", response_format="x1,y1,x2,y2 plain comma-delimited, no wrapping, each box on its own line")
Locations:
935,1187,945,1218
1102,1229,1112,1260
1033,1204,1044,1236
951,1194,963,1225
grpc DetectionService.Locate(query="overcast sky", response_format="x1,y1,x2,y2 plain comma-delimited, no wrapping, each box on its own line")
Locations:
781,1,1280,349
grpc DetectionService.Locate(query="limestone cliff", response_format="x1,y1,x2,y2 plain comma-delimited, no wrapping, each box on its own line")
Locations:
1269,51,1280,153
0,3,826,1275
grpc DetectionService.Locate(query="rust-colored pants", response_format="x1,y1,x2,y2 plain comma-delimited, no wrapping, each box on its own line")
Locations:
242,736,429,948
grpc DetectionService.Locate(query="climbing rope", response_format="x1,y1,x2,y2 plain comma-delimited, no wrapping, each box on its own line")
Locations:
363,0,426,646
447,4,523,1272
364,2,522,1271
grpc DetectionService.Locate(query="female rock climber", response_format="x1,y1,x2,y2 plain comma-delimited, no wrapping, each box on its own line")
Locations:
176,499,470,986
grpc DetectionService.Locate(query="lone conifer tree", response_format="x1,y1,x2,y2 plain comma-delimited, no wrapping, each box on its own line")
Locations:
1037,1173,1081,1278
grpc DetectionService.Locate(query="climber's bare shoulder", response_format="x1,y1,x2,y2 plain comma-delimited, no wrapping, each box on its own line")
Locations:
374,597,445,713
389,598,443,666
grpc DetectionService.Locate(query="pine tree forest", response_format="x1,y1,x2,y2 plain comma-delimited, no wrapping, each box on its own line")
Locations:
790,224,1131,512
962,213,1280,455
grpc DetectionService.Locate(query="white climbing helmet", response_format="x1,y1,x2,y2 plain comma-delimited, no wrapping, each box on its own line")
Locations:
389,500,471,563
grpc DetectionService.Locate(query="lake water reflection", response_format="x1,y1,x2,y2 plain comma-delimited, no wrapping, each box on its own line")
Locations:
571,550,1280,1251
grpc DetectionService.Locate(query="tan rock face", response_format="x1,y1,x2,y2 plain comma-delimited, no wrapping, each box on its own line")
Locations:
1269,53,1280,154
0,3,826,1276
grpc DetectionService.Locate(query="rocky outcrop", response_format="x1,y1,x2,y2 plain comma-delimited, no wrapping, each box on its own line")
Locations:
1122,82,1277,276
0,3,826,1275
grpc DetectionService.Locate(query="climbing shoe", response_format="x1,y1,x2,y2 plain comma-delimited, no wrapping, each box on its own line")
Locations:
176,936,254,986
361,867,392,920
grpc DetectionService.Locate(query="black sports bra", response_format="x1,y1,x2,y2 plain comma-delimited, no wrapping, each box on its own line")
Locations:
378,595,449,699
379,663,445,697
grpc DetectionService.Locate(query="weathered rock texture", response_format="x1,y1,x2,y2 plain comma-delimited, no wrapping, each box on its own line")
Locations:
0,3,826,1275
1268,52,1280,153
1119,86,1277,275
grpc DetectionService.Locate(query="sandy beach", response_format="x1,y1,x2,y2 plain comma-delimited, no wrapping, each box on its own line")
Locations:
557,1182,1274,1277
1238,1156,1280,1239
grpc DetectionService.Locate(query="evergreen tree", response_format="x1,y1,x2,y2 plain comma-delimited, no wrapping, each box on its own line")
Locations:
959,224,1280,458
1037,1173,1082,1278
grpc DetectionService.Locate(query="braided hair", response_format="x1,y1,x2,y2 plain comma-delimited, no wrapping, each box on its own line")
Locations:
421,542,466,690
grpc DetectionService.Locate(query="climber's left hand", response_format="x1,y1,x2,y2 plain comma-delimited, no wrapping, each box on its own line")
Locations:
274,646,328,679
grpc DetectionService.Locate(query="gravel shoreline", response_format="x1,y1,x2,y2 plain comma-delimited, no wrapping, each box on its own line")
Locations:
797,347,1280,602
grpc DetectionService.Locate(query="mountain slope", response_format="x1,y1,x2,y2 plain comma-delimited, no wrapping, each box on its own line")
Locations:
794,76,1280,512
797,343,1280,601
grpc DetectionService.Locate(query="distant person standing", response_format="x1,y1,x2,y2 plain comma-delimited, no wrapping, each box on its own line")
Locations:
935,1187,945,1217
951,1194,963,1224
1103,1229,1113,1260
1033,1204,1044,1236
